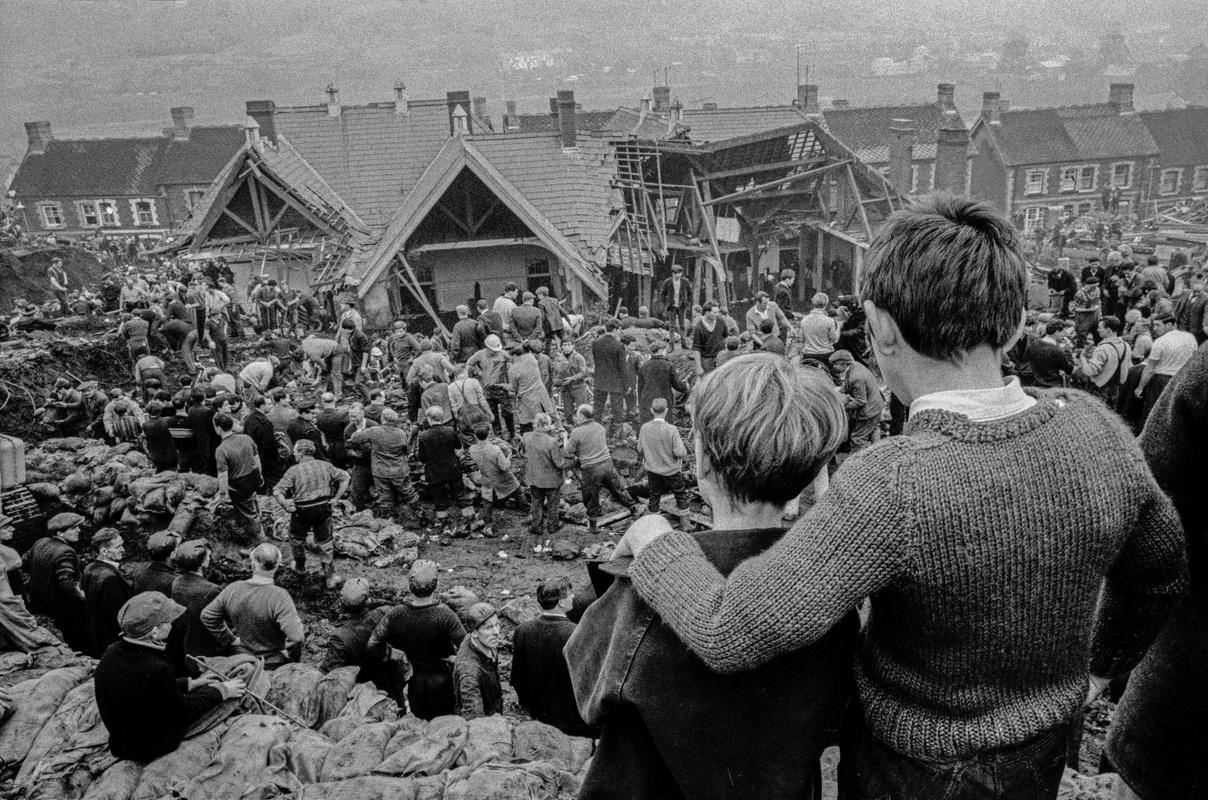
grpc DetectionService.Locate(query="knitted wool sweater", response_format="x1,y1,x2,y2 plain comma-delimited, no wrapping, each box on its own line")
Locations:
630,389,1188,758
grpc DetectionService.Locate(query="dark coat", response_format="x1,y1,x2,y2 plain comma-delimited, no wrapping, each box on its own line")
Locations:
242,410,281,483
658,276,694,310
567,527,857,800
591,334,629,394
454,636,503,719
286,418,328,461
94,639,223,762
511,615,596,737
23,536,83,614
637,355,688,423
171,572,223,658
82,560,132,657
322,605,407,699
366,599,465,720
131,561,176,596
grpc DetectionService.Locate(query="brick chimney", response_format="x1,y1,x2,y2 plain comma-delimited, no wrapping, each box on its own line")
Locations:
557,90,577,149
473,96,488,128
504,100,519,132
669,97,684,133
170,107,194,140
394,82,408,114
796,84,820,114
934,109,970,195
1109,83,1134,113
325,84,340,118
936,83,956,109
24,121,52,154
831,99,850,109
980,91,1001,125
888,118,915,194
243,116,260,148
446,90,472,136
245,100,277,143
652,85,671,113
548,97,559,116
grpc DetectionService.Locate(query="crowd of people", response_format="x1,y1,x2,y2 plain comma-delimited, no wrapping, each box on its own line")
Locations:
2,193,1205,800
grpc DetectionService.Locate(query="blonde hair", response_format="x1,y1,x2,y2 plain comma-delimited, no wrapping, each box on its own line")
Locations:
691,353,847,506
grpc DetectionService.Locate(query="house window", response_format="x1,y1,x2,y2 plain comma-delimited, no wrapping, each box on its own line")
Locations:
75,201,101,227
1159,169,1182,196
1078,165,1097,192
96,200,120,227
130,199,158,226
1022,206,1045,233
1060,167,1078,192
185,188,207,211
38,202,64,228
1024,170,1045,195
1078,202,1092,215
1193,167,1208,192
526,256,552,293
1112,163,1132,188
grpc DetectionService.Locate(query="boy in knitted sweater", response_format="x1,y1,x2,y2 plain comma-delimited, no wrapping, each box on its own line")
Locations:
617,195,1188,799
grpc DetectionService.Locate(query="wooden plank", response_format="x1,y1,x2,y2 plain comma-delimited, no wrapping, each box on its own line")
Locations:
247,173,269,236
703,154,830,181
846,164,875,241
703,160,851,207
692,171,728,307
221,208,259,237
393,253,451,337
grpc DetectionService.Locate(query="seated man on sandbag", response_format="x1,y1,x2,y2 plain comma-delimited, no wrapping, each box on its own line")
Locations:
565,354,858,799
95,591,245,762
201,543,304,669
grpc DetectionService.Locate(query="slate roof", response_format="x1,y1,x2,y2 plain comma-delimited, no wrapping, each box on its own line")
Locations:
11,136,168,197
469,132,619,266
272,100,457,228
1139,107,1208,167
977,104,1160,166
512,109,621,134
821,103,948,163
155,125,245,185
681,106,808,144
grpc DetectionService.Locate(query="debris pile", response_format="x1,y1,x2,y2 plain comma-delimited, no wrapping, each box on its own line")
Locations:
0,648,593,800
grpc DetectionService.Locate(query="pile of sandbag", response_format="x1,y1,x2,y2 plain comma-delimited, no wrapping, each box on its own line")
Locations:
330,510,420,566
24,438,218,535
0,650,592,800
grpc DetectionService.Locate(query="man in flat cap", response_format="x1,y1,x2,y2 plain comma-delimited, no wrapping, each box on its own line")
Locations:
454,601,503,719
287,398,329,462
132,531,181,596
171,539,222,658
95,592,245,762
23,512,90,652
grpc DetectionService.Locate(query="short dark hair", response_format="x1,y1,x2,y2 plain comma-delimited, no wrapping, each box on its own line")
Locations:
1045,320,1065,336
536,576,571,610
862,194,1027,363
702,300,719,312
1100,315,1122,335
473,424,491,440
1153,313,1175,325
212,412,234,432
604,318,620,331
759,319,774,334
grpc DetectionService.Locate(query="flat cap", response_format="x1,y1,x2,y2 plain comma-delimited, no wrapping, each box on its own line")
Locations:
828,349,854,364
464,601,499,631
118,592,185,639
340,577,371,607
408,559,439,591
48,512,84,532
146,530,181,559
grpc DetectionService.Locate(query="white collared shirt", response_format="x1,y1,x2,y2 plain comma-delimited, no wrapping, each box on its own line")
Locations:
909,376,1037,423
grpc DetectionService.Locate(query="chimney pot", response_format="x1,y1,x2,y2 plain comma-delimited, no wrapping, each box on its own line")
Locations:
394,81,409,113
170,106,194,140
640,96,652,116
325,84,340,117
504,100,519,132
652,85,671,113
888,118,915,194
937,82,956,109
557,89,577,149
24,121,52,154
981,91,1001,125
245,100,277,143
243,117,261,148
797,84,820,115
446,90,472,136
1109,82,1135,113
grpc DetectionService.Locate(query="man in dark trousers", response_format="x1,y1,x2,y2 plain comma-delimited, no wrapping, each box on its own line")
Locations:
658,264,693,335
366,560,466,718
23,512,90,653
286,399,329,462
591,318,629,436
321,577,408,701
82,529,132,657
637,340,688,425
131,531,180,595
95,592,244,762
47,258,70,316
187,390,217,476
511,576,595,736
242,395,282,491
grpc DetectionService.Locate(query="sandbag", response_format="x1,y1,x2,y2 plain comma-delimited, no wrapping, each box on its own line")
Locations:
498,596,541,626
181,715,292,800
0,664,92,767
132,723,227,800
120,452,150,470
63,472,93,496
319,721,397,782
25,749,117,800
26,481,62,503
439,587,479,628
339,682,399,722
298,775,420,800
319,715,375,743
511,720,591,773
17,679,106,786
458,716,513,768
0,651,34,675
266,663,325,728
315,667,359,728
81,760,142,800
375,715,467,777
267,727,334,786
443,761,579,800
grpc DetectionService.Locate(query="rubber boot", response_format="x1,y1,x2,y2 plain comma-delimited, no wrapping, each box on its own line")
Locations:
291,541,306,573
323,560,341,590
